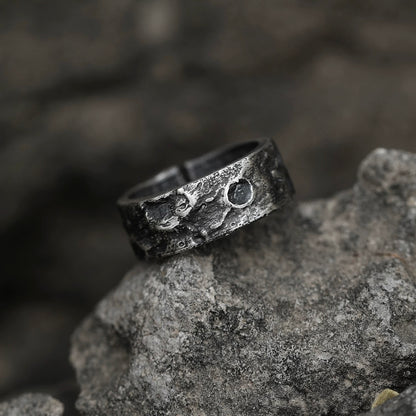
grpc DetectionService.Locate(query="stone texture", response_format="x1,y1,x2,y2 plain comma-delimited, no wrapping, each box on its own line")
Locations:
70,148,416,416
363,385,416,415
0,393,63,416
3,0,416,407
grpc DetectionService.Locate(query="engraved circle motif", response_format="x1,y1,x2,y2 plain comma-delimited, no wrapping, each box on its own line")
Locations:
144,200,179,231
226,178,254,208
144,193,193,231
118,138,295,258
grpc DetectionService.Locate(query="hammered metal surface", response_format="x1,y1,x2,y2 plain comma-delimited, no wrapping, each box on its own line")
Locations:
118,138,294,258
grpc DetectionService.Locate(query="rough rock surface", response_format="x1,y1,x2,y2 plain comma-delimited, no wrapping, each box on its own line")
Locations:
71,148,416,416
3,0,416,400
0,393,64,416
363,385,416,415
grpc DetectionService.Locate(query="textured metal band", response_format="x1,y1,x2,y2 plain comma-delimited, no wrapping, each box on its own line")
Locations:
118,138,294,259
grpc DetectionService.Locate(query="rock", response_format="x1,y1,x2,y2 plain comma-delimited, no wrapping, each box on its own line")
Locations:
362,385,416,415
0,393,64,416
370,389,399,409
71,148,416,415
3,0,416,398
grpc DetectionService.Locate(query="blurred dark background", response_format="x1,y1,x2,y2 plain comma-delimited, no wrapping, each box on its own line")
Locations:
1,0,415,414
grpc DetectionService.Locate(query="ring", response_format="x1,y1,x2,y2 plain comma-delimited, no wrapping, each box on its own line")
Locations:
118,138,294,258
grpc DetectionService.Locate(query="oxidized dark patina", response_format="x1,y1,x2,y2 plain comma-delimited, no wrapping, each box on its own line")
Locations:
117,138,294,258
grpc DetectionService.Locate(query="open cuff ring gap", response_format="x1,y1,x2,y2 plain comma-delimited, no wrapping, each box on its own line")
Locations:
118,138,295,259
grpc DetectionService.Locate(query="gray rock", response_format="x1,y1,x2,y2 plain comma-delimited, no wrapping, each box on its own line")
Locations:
3,0,416,397
0,393,63,416
362,385,416,415
71,147,416,415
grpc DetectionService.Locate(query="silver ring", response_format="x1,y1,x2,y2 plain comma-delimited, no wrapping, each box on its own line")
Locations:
118,138,294,258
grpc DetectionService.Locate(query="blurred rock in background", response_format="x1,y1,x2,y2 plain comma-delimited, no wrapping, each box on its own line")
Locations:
1,0,416,414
